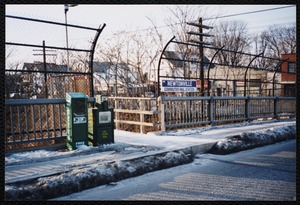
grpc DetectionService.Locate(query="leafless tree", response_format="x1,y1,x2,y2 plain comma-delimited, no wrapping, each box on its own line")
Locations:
260,23,296,58
164,6,215,78
211,20,252,67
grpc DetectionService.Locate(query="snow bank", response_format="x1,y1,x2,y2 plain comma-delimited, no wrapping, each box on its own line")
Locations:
5,143,163,166
5,150,193,200
209,124,296,155
156,119,295,136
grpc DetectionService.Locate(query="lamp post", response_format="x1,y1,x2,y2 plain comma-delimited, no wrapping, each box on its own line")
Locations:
64,4,78,70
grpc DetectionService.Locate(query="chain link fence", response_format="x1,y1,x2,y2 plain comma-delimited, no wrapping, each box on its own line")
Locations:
5,15,105,150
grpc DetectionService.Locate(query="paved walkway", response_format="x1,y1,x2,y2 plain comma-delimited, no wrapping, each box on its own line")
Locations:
5,120,295,185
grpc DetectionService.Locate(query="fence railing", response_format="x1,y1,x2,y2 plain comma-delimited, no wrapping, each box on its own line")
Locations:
159,96,296,131
4,98,94,150
5,96,296,150
108,97,161,133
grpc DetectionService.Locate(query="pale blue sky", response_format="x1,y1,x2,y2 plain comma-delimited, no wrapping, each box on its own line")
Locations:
5,4,296,64
6,4,296,35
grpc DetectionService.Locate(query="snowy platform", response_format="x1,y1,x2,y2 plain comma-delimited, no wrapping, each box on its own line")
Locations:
5,121,296,199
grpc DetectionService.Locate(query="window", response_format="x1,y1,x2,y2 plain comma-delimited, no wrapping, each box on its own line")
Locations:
288,62,296,73
284,84,295,97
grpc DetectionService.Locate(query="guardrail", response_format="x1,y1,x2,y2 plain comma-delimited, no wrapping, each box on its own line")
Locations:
4,98,94,150
108,97,161,133
5,96,295,150
159,96,296,131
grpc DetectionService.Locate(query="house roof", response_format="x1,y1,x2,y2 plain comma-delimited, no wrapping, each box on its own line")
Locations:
163,51,184,68
93,61,131,73
23,62,68,72
163,50,214,68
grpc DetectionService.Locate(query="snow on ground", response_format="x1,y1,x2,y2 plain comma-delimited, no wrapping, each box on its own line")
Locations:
157,119,295,136
209,123,296,154
5,120,296,200
5,142,163,166
5,119,295,165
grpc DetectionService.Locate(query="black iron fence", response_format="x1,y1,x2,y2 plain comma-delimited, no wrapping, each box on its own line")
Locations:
157,36,296,98
5,15,105,99
159,96,296,130
5,96,295,150
5,98,94,150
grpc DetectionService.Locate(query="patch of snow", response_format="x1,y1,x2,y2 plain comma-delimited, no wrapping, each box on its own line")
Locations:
210,124,296,154
76,145,90,151
5,149,70,164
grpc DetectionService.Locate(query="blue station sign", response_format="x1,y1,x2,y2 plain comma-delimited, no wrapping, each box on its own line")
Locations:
161,80,198,92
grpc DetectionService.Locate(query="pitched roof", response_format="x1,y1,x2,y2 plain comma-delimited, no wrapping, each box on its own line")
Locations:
23,62,68,72
163,50,214,68
93,61,131,73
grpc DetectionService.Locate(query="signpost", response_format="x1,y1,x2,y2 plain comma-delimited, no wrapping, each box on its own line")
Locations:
161,80,198,92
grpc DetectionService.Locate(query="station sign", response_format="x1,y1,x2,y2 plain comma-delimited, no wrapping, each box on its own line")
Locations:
161,80,198,92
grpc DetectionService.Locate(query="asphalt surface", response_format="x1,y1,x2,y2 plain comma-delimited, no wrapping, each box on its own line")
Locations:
54,140,296,201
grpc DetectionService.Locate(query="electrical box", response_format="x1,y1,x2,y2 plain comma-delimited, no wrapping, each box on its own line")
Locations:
88,95,114,146
66,92,88,150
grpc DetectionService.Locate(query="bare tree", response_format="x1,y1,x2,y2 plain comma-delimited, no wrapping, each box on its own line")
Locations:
164,6,214,78
260,24,296,58
211,20,252,67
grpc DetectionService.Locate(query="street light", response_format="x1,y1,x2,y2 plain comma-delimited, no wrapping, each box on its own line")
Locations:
64,4,78,70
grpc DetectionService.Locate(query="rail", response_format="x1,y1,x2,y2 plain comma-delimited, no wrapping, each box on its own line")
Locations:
4,98,94,150
159,96,296,131
108,97,161,133
5,96,295,149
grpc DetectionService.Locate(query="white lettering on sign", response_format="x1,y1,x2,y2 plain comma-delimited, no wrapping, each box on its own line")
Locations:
161,87,198,92
73,117,87,124
76,141,85,147
161,80,198,92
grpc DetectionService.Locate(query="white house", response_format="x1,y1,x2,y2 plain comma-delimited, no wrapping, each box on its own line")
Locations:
92,61,138,95
149,50,212,83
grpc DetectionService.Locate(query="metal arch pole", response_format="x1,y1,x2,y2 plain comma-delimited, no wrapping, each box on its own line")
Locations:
243,52,263,96
207,45,225,96
89,23,106,97
272,58,289,96
157,36,176,97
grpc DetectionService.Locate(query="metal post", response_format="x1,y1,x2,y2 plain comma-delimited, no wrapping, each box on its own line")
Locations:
43,40,48,99
64,5,69,70
244,52,263,96
64,4,78,70
274,96,279,119
157,36,175,97
89,24,106,97
198,18,204,96
272,58,289,96
207,45,225,96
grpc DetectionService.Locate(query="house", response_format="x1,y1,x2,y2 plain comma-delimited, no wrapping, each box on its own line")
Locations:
92,61,138,95
21,62,68,98
150,50,213,82
208,65,274,96
150,50,279,96
280,53,296,97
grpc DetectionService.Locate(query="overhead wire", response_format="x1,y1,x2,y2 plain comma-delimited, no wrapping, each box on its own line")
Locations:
103,5,296,37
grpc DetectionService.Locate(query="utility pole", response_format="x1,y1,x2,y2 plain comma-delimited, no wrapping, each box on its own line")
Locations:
33,40,57,98
199,18,204,96
187,18,213,96
64,4,78,70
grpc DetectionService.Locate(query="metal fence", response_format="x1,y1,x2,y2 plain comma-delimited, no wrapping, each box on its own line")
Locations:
160,96,296,130
5,15,105,100
5,98,94,150
5,96,296,150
